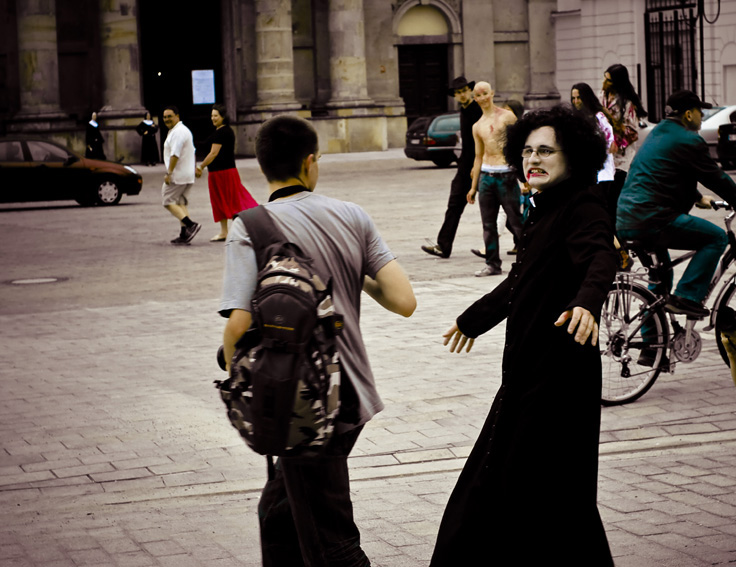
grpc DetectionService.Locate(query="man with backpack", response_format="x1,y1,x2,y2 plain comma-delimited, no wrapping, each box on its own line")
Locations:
219,115,416,566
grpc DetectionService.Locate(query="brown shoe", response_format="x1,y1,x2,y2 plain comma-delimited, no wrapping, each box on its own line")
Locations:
421,244,448,258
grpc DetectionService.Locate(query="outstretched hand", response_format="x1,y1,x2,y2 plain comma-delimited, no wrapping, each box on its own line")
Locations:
443,323,474,353
554,306,599,346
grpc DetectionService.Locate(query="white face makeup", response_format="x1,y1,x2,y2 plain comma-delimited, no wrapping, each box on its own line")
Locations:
522,126,570,192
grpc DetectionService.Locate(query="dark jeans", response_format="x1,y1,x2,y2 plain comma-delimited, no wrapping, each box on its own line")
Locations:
437,169,472,256
618,214,727,304
258,425,369,567
478,171,523,269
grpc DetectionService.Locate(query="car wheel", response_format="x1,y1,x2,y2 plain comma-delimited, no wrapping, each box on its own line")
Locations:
94,177,122,206
431,156,453,168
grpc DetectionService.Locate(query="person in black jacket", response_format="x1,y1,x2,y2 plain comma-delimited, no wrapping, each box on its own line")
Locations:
430,105,617,566
421,76,482,258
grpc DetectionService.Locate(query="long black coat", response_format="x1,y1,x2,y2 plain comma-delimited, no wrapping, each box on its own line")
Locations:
431,180,617,566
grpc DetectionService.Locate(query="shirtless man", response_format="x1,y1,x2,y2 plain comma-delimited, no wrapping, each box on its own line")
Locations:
467,81,520,276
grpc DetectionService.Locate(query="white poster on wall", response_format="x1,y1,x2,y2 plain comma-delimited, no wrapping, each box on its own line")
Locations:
192,70,216,105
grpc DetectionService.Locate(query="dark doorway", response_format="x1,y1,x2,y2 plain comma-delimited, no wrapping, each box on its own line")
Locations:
138,3,223,157
398,44,449,125
57,0,102,118
644,1,697,122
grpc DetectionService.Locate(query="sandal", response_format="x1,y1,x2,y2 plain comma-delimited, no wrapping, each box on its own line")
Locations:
210,235,227,242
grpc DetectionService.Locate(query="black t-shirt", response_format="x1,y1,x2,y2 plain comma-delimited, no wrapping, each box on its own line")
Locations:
208,126,236,172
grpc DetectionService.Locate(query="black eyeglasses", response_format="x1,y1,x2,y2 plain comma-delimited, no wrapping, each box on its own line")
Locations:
521,147,561,159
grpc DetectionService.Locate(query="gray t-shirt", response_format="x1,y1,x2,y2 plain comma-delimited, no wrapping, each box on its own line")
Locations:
220,191,395,426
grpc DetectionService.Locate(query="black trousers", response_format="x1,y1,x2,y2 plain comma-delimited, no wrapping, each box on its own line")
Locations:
436,169,473,256
258,426,369,567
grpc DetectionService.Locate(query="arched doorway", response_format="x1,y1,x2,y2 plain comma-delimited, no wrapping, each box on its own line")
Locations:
396,4,453,125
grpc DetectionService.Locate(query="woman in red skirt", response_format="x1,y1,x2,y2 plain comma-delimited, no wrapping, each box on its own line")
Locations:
196,103,258,241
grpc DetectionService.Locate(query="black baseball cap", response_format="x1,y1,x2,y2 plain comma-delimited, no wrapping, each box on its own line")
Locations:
448,76,475,96
665,90,713,116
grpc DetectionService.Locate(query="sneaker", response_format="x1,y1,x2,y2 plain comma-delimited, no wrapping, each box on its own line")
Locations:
171,227,186,244
475,266,502,277
638,346,659,367
421,244,448,258
181,222,201,244
507,248,517,255
471,249,486,260
665,295,709,319
638,347,670,368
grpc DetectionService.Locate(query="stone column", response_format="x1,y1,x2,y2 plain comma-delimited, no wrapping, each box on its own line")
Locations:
253,0,300,111
326,0,373,108
15,0,62,116
98,0,145,113
526,0,560,108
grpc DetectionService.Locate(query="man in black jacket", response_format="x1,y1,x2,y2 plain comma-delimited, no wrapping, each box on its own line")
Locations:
422,76,483,258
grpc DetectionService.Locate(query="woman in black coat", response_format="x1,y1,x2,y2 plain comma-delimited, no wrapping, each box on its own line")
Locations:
430,105,617,566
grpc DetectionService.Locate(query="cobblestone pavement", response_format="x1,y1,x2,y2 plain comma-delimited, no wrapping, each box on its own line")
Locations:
1,151,735,566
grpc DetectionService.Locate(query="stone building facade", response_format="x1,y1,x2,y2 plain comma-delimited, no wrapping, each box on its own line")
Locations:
0,0,560,163
554,0,736,122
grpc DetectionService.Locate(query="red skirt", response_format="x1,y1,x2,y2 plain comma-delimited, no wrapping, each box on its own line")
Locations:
208,168,258,222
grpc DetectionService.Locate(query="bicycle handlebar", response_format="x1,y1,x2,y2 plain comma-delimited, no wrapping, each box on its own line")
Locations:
712,200,733,211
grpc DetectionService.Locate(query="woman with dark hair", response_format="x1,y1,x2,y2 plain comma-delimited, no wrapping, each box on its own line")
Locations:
430,105,616,566
601,63,647,171
196,103,258,241
572,83,615,183
573,82,633,269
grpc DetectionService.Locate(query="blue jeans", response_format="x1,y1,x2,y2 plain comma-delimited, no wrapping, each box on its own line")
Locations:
478,172,522,269
258,425,369,567
618,214,728,303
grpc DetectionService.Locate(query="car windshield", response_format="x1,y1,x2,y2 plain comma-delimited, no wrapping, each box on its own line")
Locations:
703,106,726,122
27,141,70,163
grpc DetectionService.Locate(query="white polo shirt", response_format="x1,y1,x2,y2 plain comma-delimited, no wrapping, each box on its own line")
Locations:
163,121,196,184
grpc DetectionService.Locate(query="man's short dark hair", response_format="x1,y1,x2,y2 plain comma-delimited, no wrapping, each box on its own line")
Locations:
163,105,179,116
504,104,607,186
256,115,319,182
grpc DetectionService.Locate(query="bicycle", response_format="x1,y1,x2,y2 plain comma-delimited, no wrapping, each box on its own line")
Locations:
599,201,736,405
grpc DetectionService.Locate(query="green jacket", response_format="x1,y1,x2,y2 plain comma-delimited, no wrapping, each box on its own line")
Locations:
616,118,736,232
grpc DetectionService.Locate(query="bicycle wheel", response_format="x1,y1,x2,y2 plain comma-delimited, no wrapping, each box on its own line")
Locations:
599,281,669,405
714,281,736,366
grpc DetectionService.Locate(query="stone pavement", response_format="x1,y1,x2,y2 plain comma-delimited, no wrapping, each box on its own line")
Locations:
1,151,736,566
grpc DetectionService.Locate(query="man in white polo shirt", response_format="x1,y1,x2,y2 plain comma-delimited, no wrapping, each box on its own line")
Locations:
162,105,200,244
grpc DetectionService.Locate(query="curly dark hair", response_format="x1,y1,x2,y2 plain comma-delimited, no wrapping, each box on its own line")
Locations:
503,104,608,187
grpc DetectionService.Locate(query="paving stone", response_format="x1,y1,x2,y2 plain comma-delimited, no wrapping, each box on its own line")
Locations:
1,156,735,567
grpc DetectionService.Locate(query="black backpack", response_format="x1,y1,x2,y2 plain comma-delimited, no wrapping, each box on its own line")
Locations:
215,205,344,459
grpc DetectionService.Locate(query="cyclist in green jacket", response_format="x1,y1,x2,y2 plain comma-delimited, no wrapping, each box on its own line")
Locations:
617,89,736,319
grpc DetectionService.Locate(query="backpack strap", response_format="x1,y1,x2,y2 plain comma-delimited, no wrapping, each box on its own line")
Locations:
237,206,286,269
237,206,287,479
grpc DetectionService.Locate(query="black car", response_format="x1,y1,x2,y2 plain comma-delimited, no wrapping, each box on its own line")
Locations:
0,137,143,206
404,112,460,168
